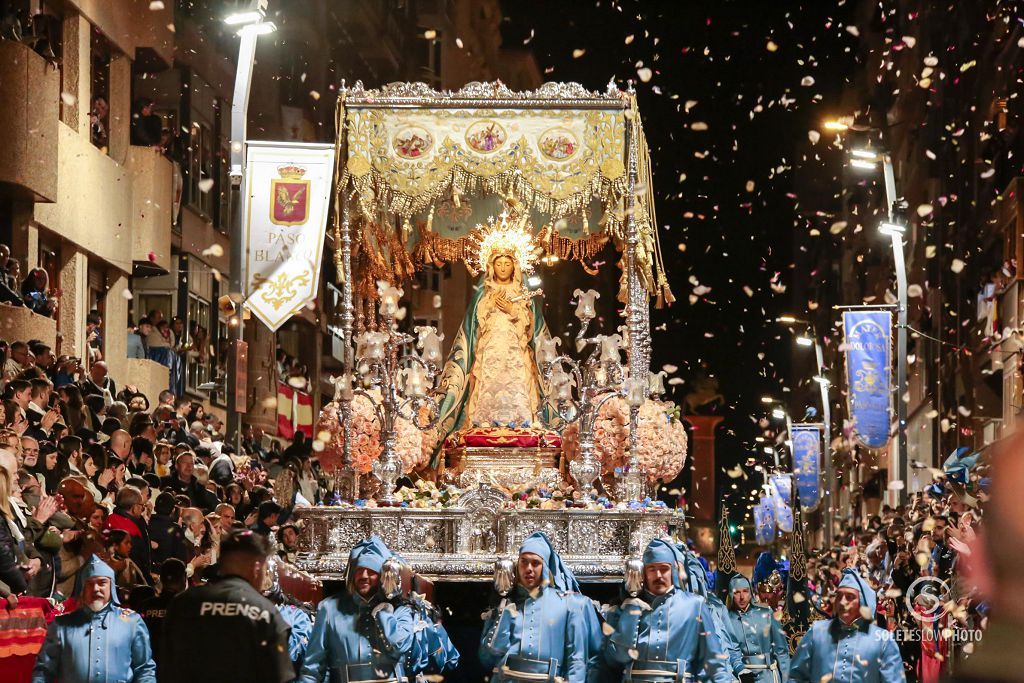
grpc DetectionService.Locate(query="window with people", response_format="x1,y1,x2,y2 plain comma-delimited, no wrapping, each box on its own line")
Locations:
0,244,58,318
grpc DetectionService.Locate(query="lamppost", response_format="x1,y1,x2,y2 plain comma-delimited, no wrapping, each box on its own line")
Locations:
225,1,276,452
776,316,834,537
825,118,908,508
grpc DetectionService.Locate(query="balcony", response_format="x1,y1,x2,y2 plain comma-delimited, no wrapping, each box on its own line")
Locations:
1,305,58,350
122,358,169,408
0,40,58,201
127,146,173,275
34,123,133,272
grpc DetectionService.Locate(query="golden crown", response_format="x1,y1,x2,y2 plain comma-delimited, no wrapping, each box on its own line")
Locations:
469,200,538,276
277,165,307,179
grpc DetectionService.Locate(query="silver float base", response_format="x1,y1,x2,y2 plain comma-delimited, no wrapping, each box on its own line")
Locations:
292,485,679,581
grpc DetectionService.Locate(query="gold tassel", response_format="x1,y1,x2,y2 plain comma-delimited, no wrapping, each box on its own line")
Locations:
452,185,461,209
402,216,412,242
663,283,676,305
658,274,676,306
425,205,435,234
581,210,589,236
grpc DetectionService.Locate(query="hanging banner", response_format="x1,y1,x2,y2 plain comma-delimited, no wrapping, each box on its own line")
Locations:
842,310,893,449
791,424,822,509
770,474,794,533
242,142,335,331
754,495,776,546
277,381,314,439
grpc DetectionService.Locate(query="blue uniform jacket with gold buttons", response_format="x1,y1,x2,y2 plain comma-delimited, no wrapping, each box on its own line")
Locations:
298,592,415,683
31,603,156,683
604,588,735,683
788,569,904,683
725,603,790,682
479,584,587,683
788,619,904,683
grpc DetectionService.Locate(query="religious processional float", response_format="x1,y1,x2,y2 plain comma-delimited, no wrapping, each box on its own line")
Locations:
292,81,689,582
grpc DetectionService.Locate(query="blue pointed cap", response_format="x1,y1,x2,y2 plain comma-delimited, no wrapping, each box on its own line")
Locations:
548,545,581,593
838,568,876,618
752,551,778,585
348,535,392,574
519,531,558,584
643,538,686,588
728,573,753,594
678,547,709,596
75,554,119,605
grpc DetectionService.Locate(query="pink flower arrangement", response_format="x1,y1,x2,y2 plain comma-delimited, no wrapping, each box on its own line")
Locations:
562,397,688,483
314,394,428,475
635,399,688,482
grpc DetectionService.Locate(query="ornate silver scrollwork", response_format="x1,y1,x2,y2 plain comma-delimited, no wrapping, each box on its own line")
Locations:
291,503,676,582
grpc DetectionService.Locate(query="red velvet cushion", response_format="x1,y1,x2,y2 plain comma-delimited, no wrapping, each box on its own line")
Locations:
445,426,562,449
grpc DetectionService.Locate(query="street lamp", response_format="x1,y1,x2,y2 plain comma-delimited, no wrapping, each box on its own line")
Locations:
879,205,910,510
827,117,909,508
776,315,835,537
225,0,267,25
225,0,276,452
237,21,277,36
823,117,852,131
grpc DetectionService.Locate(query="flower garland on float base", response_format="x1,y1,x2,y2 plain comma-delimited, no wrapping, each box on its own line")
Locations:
561,397,688,486
320,478,674,512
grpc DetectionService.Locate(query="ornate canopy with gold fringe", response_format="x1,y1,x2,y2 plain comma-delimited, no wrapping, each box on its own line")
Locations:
329,80,670,468
330,80,672,306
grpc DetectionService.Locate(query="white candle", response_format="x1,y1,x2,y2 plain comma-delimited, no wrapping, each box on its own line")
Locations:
572,288,600,321
625,377,646,408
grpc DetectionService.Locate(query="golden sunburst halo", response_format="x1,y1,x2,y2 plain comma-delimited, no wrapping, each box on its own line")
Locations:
468,198,539,276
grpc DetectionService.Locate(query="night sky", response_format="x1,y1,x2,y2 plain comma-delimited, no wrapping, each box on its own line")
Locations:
503,0,860,514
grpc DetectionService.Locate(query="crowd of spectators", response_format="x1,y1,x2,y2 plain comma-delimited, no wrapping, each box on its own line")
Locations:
0,321,321,637
742,461,989,682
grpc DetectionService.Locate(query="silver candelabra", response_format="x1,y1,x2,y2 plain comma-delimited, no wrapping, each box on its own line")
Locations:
540,289,647,499
336,282,442,503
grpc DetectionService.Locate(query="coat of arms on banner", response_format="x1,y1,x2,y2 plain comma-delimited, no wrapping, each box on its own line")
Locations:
270,165,310,226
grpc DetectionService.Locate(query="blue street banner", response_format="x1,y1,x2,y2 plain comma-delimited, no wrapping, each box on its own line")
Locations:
754,495,776,545
842,310,893,449
791,424,821,509
770,474,794,533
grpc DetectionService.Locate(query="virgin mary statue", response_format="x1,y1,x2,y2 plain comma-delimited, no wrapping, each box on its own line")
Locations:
428,215,551,457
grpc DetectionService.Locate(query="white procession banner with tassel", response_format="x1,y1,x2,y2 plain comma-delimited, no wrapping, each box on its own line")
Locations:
242,142,335,331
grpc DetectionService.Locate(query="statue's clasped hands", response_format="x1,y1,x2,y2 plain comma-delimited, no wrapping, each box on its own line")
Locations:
495,290,514,315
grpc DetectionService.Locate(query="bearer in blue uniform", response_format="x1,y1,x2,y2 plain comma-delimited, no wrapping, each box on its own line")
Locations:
604,538,734,683
788,568,905,683
681,550,745,680
299,536,416,683
479,531,587,683
32,555,156,683
548,537,606,676
725,574,790,683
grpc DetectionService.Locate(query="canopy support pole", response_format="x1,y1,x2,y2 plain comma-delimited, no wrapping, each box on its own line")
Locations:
625,96,651,492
